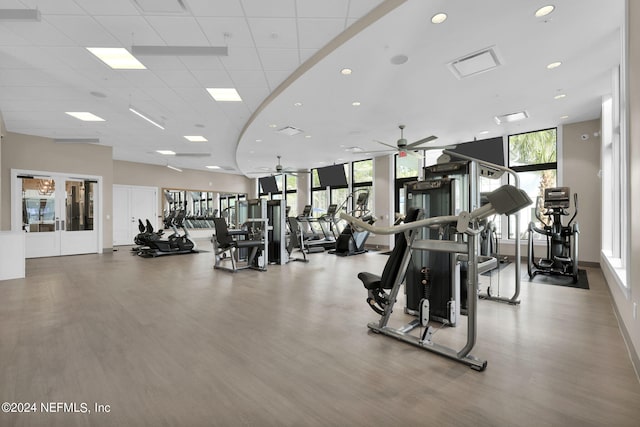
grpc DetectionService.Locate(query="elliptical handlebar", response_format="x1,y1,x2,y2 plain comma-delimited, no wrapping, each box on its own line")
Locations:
568,192,578,226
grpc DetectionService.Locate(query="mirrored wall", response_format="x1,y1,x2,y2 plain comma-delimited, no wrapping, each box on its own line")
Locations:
162,188,247,229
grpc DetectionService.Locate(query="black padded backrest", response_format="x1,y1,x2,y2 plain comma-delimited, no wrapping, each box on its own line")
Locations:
287,217,302,248
213,217,234,248
145,219,154,233
379,208,421,289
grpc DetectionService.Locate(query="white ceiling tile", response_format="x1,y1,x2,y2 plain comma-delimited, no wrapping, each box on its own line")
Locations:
219,47,262,70
297,18,345,49
137,56,186,70
145,16,210,45
0,68,64,86
197,17,254,47
241,0,295,18
1,20,75,46
94,16,166,46
74,0,140,15
258,48,299,71
229,70,268,88
247,18,297,48
347,0,386,18
264,70,291,89
190,68,233,87
0,25,28,46
30,0,85,14
296,0,348,18
46,15,120,46
299,48,318,64
188,0,245,16
153,68,201,87
179,55,224,70
123,71,168,88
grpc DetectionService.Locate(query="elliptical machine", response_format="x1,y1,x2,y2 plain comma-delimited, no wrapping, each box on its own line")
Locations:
137,210,197,257
527,187,579,282
332,190,375,256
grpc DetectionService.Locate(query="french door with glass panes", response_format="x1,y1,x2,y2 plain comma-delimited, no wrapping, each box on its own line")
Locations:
12,171,100,258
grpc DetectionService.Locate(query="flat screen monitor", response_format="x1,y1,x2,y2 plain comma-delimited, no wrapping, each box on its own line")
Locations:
259,176,279,194
317,164,348,187
447,136,505,166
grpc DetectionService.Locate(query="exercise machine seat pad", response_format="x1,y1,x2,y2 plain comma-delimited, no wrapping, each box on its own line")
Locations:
358,272,382,290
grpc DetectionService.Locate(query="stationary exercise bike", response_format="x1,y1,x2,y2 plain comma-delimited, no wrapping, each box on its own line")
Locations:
527,187,579,282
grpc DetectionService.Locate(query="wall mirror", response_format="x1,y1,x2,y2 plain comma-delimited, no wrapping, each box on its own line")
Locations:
162,188,247,229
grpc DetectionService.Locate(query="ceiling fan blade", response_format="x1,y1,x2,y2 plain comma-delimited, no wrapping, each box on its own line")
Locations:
367,149,398,153
405,135,438,148
374,140,398,150
283,169,311,174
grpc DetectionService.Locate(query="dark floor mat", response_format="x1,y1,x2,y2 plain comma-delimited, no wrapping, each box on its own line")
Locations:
523,269,589,289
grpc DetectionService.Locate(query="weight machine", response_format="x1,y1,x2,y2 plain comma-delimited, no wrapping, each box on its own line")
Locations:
343,185,531,371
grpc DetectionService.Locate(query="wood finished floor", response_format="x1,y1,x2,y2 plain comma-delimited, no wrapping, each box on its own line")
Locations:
0,243,639,427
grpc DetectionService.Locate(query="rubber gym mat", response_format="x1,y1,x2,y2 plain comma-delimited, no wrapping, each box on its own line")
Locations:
522,269,589,290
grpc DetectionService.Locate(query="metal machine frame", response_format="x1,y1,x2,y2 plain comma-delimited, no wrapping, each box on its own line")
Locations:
341,185,531,371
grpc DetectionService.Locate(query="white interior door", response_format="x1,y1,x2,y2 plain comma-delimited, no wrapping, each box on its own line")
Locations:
13,171,100,258
112,185,157,246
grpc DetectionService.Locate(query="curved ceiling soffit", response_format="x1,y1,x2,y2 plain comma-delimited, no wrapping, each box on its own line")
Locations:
234,0,407,176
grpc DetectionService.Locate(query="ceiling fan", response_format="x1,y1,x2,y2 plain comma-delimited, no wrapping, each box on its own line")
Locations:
247,155,311,176
371,125,440,157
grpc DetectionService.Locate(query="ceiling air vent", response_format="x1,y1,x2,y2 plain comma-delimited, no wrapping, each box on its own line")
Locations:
132,0,188,14
276,126,303,136
448,46,502,79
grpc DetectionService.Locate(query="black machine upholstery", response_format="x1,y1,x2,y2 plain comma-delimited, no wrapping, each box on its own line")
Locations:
357,208,422,314
213,217,264,271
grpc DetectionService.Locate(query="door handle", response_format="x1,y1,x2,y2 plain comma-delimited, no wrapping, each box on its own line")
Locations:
55,220,59,231
61,220,65,230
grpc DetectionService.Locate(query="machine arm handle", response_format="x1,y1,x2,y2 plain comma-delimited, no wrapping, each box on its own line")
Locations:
340,185,531,235
568,193,578,226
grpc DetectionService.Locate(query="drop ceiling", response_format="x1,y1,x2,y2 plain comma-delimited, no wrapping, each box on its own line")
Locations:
0,0,624,176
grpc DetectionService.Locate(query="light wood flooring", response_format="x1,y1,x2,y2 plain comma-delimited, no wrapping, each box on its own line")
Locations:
0,242,639,426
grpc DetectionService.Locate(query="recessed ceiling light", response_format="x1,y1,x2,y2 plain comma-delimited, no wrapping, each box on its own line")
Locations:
184,135,207,142
86,47,146,70
305,135,312,139
494,111,529,124
479,130,490,135
156,150,176,155
352,101,361,106
65,112,105,122
547,61,562,69
206,165,220,169
256,139,262,142
294,102,303,107
431,13,447,24
129,106,165,130
340,68,352,75
554,94,566,99
268,124,277,128
535,5,555,18
206,87,242,102
560,115,569,119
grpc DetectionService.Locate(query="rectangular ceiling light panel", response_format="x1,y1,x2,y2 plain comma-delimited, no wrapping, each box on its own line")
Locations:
87,47,146,70
448,47,501,79
184,135,208,142
132,46,228,56
65,112,105,121
494,111,529,124
207,88,242,102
